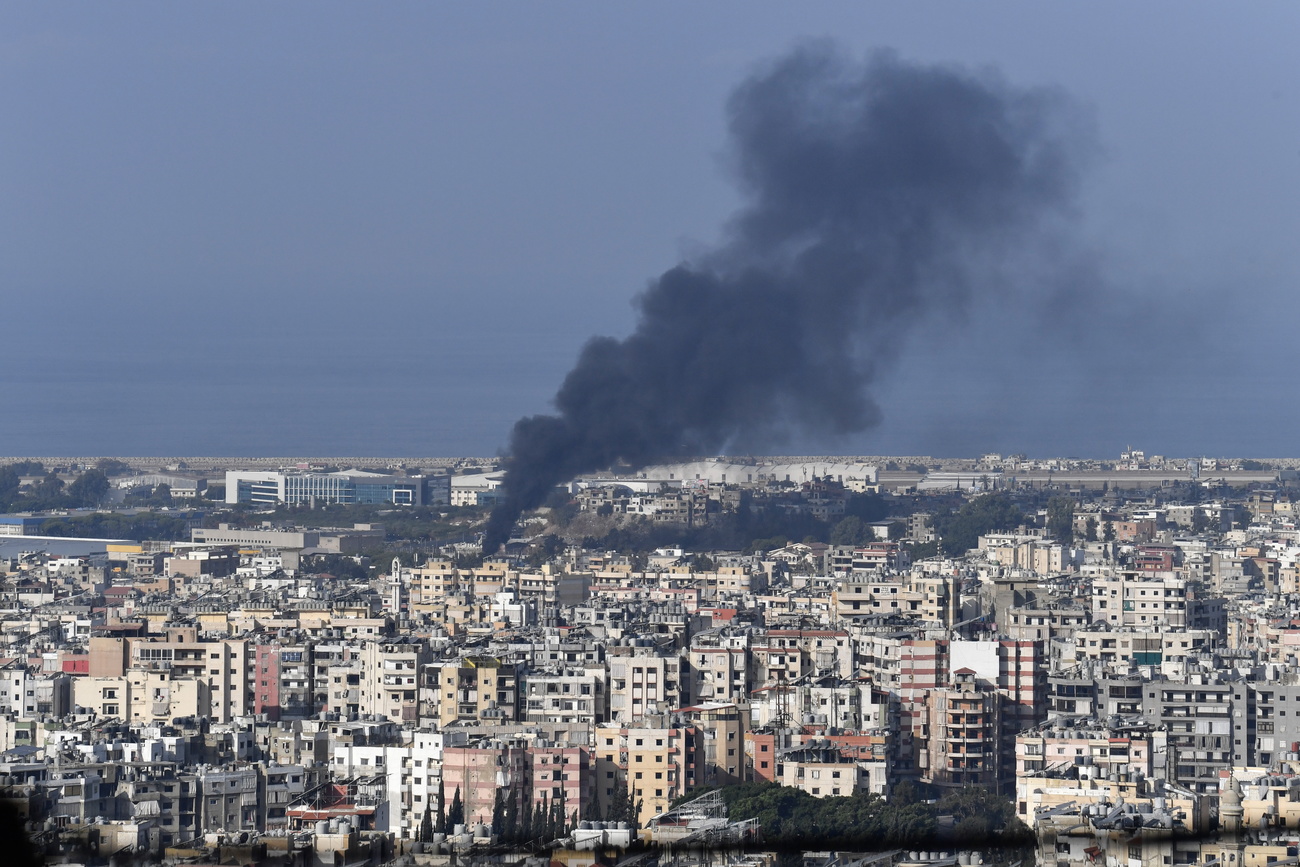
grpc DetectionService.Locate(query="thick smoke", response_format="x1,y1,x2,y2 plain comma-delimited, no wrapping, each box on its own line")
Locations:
483,43,1091,552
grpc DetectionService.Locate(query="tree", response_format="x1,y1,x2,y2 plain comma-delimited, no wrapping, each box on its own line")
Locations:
0,466,19,508
532,797,547,843
491,788,506,837
829,516,870,546
525,533,565,567
607,776,629,823
151,483,174,506
844,493,887,522
447,786,464,830
502,784,519,843
935,786,1032,846
419,803,434,842
1045,497,1074,543
33,470,65,504
714,781,1023,850
691,553,716,571
69,469,110,507
519,787,533,842
548,790,562,839
935,493,1022,556
554,784,571,838
7,461,44,476
95,458,132,476
747,535,789,554
435,778,446,833
907,540,940,559
1191,507,1210,534
1235,505,1253,530
1084,516,1098,542
1102,520,1116,542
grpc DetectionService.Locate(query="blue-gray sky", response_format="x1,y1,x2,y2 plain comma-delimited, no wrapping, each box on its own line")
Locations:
2,3,1297,458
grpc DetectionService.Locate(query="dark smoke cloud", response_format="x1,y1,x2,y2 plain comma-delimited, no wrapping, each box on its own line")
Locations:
483,42,1093,552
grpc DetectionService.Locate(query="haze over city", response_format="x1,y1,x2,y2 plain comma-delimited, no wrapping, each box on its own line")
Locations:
3,3,1298,459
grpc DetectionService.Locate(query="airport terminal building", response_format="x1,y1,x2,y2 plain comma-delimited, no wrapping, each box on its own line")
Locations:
224,469,448,507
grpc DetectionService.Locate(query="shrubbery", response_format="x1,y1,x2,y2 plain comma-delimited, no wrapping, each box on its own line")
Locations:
713,782,1031,851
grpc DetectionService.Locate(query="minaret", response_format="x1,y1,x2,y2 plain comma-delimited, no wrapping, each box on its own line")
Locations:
390,556,404,618
1219,773,1247,867
1221,773,1244,834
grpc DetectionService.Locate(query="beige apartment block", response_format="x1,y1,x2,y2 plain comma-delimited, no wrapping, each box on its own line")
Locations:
425,657,517,726
594,720,691,826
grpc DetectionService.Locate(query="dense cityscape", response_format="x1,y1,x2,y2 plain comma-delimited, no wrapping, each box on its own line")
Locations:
6,3,1296,867
0,452,1297,867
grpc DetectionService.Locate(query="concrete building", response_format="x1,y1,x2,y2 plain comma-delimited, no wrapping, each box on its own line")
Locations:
225,469,431,506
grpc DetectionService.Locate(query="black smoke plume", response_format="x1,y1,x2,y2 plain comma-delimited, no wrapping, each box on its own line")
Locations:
483,43,1091,552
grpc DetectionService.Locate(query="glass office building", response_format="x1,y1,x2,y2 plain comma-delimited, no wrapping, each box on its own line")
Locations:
227,470,428,506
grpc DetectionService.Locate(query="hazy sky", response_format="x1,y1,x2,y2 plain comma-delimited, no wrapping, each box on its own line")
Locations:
2,3,1297,458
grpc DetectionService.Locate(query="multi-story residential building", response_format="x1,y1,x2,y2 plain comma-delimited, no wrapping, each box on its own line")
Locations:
379,731,452,841
686,631,751,704
921,669,1004,792
425,657,518,726
441,741,531,827
751,629,852,684
523,668,606,726
829,542,910,575
1068,628,1218,666
1004,603,1090,643
72,672,209,724
1091,572,1192,628
776,740,868,797
251,641,314,720
1015,720,1158,782
360,640,428,724
1140,675,1251,793
1046,669,1100,718
608,651,682,721
528,743,592,827
677,701,746,787
594,719,696,826
832,573,959,626
199,767,260,834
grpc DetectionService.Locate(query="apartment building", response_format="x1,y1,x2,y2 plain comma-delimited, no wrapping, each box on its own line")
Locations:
594,720,696,825
425,657,519,727
921,669,1003,791
523,668,607,726
608,651,682,721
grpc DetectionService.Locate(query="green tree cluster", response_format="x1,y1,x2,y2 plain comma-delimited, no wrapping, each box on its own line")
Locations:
718,782,936,849
0,466,111,511
95,458,133,476
1045,496,1075,543
933,493,1023,556
39,510,193,541
829,516,873,546
935,786,1033,846
718,782,1029,851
